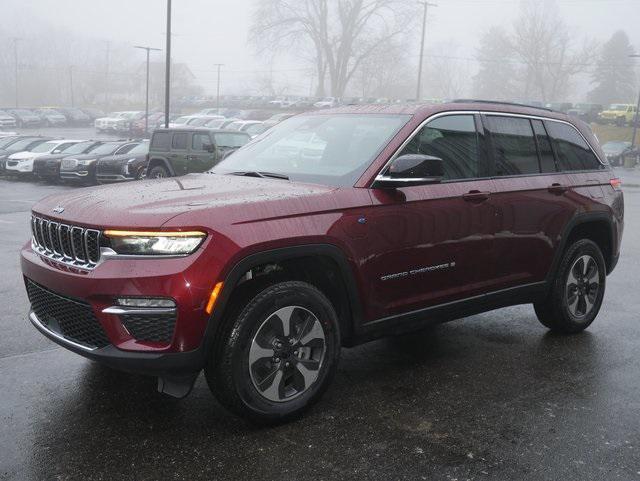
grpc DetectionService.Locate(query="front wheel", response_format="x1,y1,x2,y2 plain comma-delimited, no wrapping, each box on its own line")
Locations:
534,239,606,334
147,165,169,179
205,281,340,423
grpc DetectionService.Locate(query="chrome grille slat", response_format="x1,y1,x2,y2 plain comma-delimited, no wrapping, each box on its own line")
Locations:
30,215,100,270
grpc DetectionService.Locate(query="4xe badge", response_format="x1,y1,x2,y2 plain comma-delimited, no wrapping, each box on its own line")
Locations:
52,206,65,214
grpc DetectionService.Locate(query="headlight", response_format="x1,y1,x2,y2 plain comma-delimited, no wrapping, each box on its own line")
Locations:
103,230,206,255
78,158,96,166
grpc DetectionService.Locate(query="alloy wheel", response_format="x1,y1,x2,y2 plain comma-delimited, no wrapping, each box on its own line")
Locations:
248,305,326,402
566,254,600,319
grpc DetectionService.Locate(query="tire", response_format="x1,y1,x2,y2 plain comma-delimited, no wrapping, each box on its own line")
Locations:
147,164,169,179
205,281,341,424
534,239,606,334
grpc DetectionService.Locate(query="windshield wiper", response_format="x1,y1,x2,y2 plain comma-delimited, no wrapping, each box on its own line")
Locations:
229,171,290,180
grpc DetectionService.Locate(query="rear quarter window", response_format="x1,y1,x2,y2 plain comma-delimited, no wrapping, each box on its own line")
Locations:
545,121,603,171
151,132,170,151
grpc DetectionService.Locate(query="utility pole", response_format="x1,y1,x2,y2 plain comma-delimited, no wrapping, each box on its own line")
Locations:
630,54,640,149
68,66,74,107
105,41,111,112
11,37,21,108
164,0,172,128
135,45,162,136
416,1,437,101
213,63,224,111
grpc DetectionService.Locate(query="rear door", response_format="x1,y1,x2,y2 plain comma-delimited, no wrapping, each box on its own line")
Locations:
483,114,574,289
170,131,190,175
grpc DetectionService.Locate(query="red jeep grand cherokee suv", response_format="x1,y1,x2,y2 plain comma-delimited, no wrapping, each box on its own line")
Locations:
21,101,623,422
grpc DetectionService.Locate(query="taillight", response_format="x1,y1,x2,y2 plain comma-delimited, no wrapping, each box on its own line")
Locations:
610,178,622,191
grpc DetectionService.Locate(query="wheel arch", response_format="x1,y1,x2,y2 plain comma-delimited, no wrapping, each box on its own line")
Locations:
147,157,175,176
203,244,363,354
548,212,617,283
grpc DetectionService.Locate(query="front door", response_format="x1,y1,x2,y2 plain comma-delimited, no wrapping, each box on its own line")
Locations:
364,113,500,319
188,132,217,173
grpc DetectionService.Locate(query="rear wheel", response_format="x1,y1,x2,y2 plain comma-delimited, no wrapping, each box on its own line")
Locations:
148,165,169,179
205,281,340,423
534,239,606,334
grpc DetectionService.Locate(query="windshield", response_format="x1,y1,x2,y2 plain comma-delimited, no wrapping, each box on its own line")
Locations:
211,114,410,187
205,119,225,128
188,117,211,127
609,104,628,110
214,132,250,148
7,138,44,151
62,141,96,154
31,141,58,153
89,142,122,155
127,142,149,154
173,116,190,124
0,136,19,148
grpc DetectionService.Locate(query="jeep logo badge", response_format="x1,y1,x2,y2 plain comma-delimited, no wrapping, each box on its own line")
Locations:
52,206,65,214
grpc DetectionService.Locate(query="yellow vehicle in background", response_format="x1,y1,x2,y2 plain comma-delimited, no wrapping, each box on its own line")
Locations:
597,103,638,126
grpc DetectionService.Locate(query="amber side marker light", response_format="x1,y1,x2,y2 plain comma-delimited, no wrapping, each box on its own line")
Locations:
610,178,622,191
206,282,224,315
104,230,206,237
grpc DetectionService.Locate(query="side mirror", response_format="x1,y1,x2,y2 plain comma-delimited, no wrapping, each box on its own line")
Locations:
373,154,444,188
204,144,216,153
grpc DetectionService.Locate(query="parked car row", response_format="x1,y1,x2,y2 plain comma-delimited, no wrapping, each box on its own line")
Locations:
0,107,99,128
0,127,253,185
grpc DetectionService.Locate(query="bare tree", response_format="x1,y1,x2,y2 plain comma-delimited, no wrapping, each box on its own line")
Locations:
509,1,596,102
251,0,415,98
473,27,518,100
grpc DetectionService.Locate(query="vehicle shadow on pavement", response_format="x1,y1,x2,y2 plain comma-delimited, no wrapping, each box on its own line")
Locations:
26,312,604,480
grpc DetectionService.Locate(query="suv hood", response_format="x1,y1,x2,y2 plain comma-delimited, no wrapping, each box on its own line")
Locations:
9,151,39,160
32,173,336,229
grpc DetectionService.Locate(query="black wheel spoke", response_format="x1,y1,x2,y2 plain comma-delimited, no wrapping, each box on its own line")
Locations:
566,254,599,319
249,305,326,402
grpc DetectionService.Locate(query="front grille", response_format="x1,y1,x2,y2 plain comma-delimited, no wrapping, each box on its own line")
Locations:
121,312,176,344
97,162,122,175
31,215,101,269
26,279,110,349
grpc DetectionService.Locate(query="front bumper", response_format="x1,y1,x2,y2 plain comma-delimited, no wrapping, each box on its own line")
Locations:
6,159,34,173
29,310,203,377
21,239,223,376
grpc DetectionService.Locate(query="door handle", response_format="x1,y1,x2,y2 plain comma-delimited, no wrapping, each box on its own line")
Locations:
548,183,568,195
463,190,491,202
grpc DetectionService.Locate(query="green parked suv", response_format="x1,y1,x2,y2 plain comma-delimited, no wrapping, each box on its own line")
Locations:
147,128,251,178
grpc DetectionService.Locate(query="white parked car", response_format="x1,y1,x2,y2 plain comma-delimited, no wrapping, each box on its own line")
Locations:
313,97,340,109
168,115,224,128
0,110,17,129
5,139,83,175
95,111,144,132
225,120,268,138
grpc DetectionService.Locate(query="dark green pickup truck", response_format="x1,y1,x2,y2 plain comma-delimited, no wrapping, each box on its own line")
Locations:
147,128,251,178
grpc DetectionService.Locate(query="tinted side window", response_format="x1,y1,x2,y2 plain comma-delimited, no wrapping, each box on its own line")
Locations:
151,132,170,150
172,132,188,150
485,116,539,176
545,121,602,171
192,133,212,151
531,120,557,173
398,114,479,180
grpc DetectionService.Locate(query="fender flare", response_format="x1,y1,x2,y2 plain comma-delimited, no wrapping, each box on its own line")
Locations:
147,157,175,176
201,244,363,356
545,211,617,286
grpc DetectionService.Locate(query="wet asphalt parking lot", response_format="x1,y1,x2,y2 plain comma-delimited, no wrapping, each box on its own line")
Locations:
1,170,639,481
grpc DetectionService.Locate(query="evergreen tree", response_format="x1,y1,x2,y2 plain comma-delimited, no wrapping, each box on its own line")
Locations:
589,31,636,105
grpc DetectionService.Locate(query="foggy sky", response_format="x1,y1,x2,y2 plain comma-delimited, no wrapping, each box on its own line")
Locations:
4,0,640,98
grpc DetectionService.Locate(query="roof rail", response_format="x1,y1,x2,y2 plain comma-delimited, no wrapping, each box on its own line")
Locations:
451,99,555,112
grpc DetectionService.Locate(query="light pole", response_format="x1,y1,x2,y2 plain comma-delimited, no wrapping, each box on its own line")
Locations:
68,65,74,107
11,37,21,108
164,0,172,128
213,63,224,112
630,54,640,149
416,2,437,101
134,45,162,135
